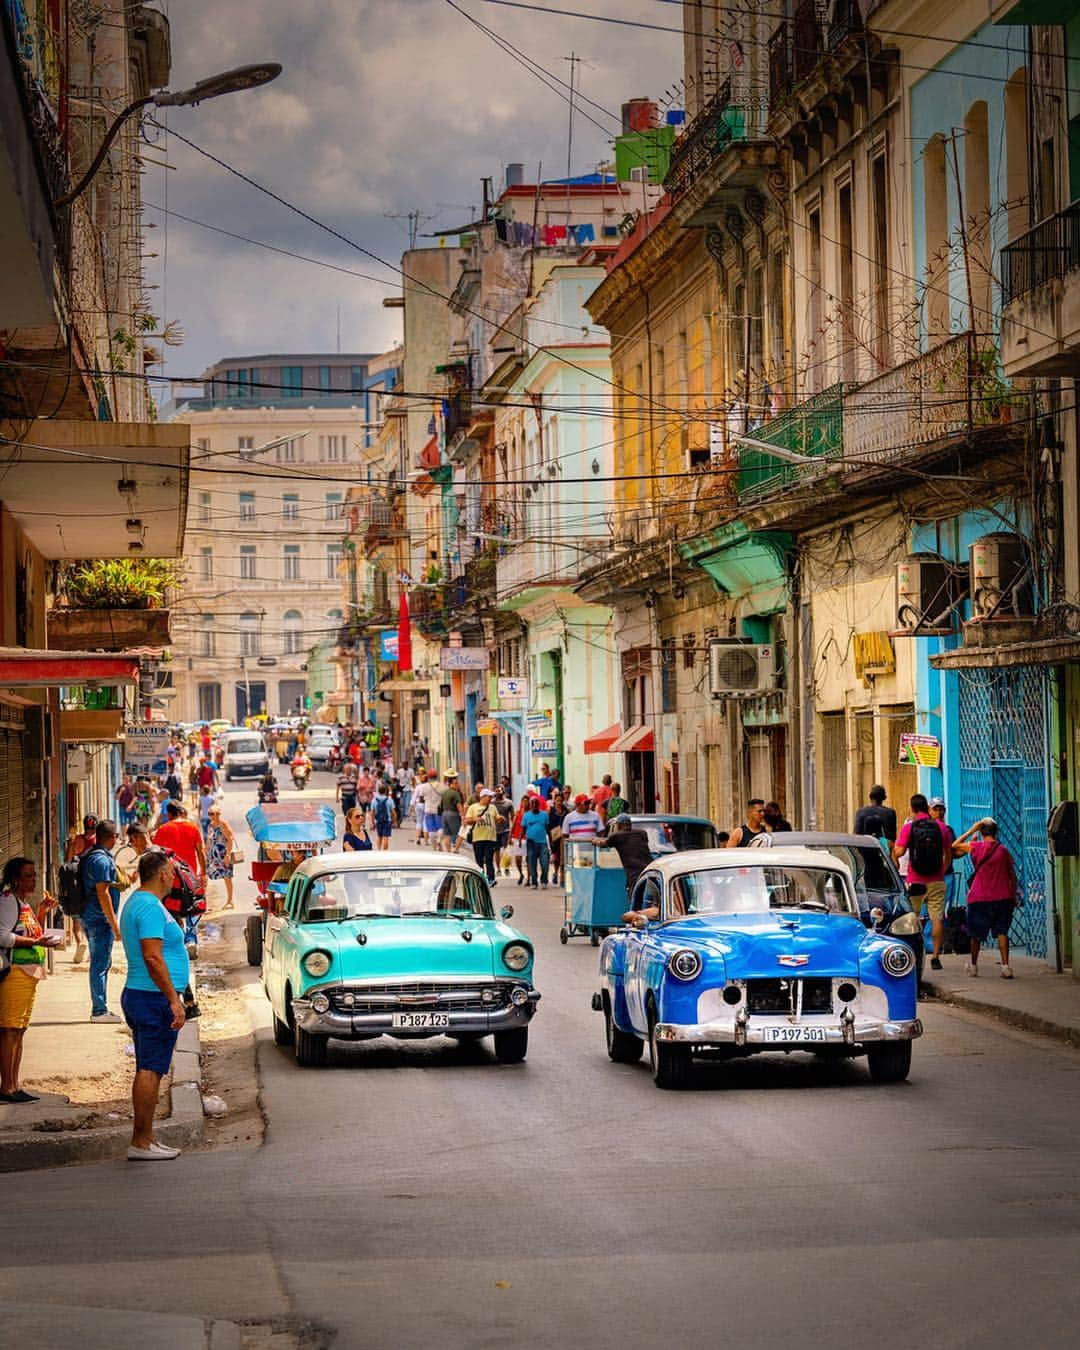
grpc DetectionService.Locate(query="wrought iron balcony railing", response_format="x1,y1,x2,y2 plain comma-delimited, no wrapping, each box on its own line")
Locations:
737,384,845,502
1001,200,1080,308
663,79,752,202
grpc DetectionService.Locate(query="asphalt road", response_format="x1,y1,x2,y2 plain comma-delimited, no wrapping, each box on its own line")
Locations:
3,772,1080,1350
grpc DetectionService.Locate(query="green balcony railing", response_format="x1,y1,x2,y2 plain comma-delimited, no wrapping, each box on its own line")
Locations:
737,383,845,502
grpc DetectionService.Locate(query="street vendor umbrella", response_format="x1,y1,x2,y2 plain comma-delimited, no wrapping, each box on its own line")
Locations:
397,589,413,672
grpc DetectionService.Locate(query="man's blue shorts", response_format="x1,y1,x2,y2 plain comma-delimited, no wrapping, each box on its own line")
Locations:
424,812,442,833
121,987,179,1075
967,899,1015,942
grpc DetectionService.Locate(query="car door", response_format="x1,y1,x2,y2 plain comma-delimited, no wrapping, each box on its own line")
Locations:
264,873,301,1003
623,876,661,1033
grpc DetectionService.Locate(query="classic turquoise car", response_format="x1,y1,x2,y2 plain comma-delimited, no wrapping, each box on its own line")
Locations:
262,850,541,1066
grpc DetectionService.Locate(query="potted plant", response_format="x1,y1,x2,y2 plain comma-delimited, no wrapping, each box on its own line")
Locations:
48,559,184,651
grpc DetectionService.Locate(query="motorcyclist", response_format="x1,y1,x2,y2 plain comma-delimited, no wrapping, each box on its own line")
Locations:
257,771,279,804
290,748,312,789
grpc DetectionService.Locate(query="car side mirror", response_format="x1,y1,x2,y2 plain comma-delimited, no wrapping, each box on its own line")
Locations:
500,905,514,921
869,906,885,931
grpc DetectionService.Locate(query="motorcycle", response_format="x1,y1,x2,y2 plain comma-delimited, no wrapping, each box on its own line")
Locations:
291,762,311,792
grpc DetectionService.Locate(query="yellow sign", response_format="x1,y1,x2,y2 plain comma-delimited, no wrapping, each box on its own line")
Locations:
899,733,941,768
476,717,499,736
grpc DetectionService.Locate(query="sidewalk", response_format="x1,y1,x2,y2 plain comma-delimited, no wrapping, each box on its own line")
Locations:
0,937,204,1171
923,952,1080,1046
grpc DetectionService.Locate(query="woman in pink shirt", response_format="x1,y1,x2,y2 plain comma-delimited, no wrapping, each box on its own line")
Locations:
953,818,1019,978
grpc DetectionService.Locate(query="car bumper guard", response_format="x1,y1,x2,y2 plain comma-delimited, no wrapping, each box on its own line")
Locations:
654,1015,923,1047
292,987,540,1038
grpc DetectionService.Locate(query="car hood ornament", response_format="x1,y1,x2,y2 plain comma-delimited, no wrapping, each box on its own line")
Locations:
777,954,810,967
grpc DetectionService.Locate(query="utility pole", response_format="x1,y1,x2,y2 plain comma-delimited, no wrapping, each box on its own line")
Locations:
565,52,579,239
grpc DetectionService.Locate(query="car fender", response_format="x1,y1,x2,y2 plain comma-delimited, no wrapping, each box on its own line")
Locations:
858,933,918,1020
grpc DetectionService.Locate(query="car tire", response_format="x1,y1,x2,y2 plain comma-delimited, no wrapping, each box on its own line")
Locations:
294,1024,329,1067
649,1010,691,1089
272,1011,293,1046
244,914,263,967
493,1027,528,1063
604,995,644,1063
866,1040,912,1083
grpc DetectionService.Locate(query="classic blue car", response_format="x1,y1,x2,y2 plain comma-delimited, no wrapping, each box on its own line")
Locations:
594,847,922,1089
263,851,540,1066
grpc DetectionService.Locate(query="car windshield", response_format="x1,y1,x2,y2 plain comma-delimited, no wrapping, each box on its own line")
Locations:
638,820,717,851
300,867,494,921
669,865,856,917
228,738,263,754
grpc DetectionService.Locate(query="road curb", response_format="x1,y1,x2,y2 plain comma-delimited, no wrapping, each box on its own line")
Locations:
923,983,1080,1047
0,981,206,1174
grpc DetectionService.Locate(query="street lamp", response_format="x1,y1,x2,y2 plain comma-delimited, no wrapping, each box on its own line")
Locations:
55,62,282,207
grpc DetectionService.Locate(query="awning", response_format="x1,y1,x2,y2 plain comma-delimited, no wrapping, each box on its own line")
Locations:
0,647,140,688
930,633,1080,670
584,721,623,754
611,724,655,754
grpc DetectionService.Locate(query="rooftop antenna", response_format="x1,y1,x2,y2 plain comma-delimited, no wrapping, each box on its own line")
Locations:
384,209,439,249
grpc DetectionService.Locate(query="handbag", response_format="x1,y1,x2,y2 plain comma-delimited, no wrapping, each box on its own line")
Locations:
549,825,563,843
229,846,245,865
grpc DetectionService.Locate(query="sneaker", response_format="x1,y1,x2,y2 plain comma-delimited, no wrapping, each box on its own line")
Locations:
149,1140,181,1158
517,877,524,887
90,1011,122,1023
1001,964,1014,979
0,1089,39,1103
127,1145,178,1161
183,1002,201,1020
74,941,87,963
965,963,978,977
930,957,943,971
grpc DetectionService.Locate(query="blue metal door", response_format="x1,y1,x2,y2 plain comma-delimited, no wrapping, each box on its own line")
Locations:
956,669,1049,958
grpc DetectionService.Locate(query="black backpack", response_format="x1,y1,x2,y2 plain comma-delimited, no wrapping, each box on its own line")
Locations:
908,817,944,876
57,854,88,917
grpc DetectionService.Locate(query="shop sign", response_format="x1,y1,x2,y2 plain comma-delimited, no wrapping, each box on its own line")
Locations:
65,748,89,781
526,710,555,737
497,676,528,701
898,732,941,768
124,721,169,775
476,717,500,736
531,738,558,755
440,647,490,670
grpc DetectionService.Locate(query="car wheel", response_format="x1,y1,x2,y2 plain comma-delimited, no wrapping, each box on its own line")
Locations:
272,1011,293,1046
648,1009,691,1089
294,1024,329,1067
604,995,643,1064
244,914,263,967
493,1027,528,1063
866,1040,912,1083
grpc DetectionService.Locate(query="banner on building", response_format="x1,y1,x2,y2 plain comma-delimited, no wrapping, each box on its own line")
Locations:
378,630,399,662
124,722,169,775
497,676,528,701
898,732,941,768
440,647,490,670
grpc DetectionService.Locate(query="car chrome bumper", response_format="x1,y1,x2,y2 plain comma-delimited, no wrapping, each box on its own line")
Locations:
292,986,540,1038
655,1016,923,1047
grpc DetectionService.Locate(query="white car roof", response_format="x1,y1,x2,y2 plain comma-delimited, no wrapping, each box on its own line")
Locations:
642,846,855,883
296,849,485,880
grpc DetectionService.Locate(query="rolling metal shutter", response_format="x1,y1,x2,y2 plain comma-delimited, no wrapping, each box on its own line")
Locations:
0,723,26,864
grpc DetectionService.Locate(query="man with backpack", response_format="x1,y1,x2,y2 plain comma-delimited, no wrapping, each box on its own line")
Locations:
371,784,394,851
79,819,123,1022
893,793,961,972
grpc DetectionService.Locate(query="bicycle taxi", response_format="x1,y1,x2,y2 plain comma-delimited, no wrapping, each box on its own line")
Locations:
244,800,338,966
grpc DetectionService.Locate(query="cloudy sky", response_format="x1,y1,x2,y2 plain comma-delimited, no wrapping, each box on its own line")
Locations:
145,0,681,383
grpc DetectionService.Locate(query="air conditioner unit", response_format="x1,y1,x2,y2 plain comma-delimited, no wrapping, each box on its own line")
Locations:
895,553,964,633
708,638,778,697
969,532,1033,619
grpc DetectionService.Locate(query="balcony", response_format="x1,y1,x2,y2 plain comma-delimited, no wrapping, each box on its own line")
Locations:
664,81,753,203
844,333,1011,471
737,384,845,504
1001,201,1080,377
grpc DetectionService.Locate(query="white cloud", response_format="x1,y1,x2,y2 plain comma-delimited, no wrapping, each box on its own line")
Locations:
146,0,681,377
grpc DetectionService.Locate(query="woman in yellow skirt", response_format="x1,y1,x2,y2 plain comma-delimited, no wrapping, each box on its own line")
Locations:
0,857,62,1104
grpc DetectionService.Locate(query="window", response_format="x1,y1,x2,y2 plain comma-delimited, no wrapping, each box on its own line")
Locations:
806,205,823,392
199,547,213,582
319,365,332,391
195,437,210,453
283,544,300,581
350,365,365,393
198,491,211,523
239,491,255,522
275,438,301,463
326,544,343,580
325,492,343,521
240,546,257,580
239,612,259,657
837,181,855,381
870,152,890,366
238,436,254,451
661,637,677,713
200,617,216,658
282,493,300,522
283,609,304,655
321,435,346,461
281,365,303,397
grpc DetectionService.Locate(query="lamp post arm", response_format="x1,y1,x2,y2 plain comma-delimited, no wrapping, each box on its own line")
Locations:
55,95,155,208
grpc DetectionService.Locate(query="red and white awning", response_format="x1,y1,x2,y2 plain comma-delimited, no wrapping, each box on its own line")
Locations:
0,647,140,689
610,724,655,754
583,721,622,754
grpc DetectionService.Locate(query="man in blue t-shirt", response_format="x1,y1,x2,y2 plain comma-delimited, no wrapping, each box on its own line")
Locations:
81,818,122,1022
535,764,554,801
119,848,189,1161
522,798,551,888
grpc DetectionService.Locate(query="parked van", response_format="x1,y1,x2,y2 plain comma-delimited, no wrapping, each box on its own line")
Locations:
223,730,270,780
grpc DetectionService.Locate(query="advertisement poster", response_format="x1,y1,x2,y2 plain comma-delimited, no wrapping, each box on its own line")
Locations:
898,732,941,768
124,722,169,776
379,630,399,662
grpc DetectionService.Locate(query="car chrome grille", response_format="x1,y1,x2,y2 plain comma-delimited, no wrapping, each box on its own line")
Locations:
329,982,508,1014
745,978,833,1015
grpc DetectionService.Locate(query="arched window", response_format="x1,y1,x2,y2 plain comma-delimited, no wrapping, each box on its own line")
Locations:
964,101,991,332
239,611,259,657
283,610,304,656
1004,68,1030,243
923,134,950,339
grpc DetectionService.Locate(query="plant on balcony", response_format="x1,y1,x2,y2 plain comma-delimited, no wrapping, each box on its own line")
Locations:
423,562,443,584
60,558,184,610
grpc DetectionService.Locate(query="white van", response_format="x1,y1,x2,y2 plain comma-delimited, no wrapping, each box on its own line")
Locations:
223,730,270,780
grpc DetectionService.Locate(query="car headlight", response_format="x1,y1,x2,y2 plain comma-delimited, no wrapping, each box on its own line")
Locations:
502,942,531,972
303,950,332,978
890,912,922,937
882,943,915,977
310,993,330,1014
668,948,702,981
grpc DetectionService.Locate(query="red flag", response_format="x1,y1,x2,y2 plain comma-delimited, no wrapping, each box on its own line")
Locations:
397,589,413,672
